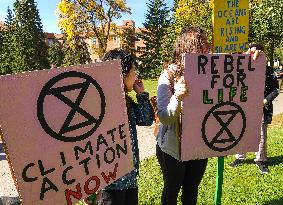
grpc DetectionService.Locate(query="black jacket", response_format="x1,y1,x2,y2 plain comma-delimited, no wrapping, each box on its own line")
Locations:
263,66,280,124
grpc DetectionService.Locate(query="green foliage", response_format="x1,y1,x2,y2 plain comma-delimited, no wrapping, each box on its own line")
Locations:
139,0,171,79
250,0,283,66
57,0,131,58
0,7,15,75
160,25,176,64
47,41,64,67
12,0,49,72
0,1,49,74
138,114,283,204
0,28,3,48
120,26,136,57
62,37,91,66
174,0,212,42
275,46,283,65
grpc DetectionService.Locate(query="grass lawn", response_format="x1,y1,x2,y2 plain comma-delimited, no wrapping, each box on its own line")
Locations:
78,79,283,205
127,79,158,100
138,114,283,205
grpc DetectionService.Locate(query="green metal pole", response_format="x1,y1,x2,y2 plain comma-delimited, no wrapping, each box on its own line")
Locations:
87,193,97,205
215,156,224,205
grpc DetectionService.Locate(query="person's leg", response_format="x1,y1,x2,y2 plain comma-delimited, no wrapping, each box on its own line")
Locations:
100,189,126,205
255,123,268,173
156,145,185,205
255,123,268,162
125,188,138,205
182,159,208,205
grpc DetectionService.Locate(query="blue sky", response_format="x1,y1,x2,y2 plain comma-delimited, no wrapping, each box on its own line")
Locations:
0,0,173,33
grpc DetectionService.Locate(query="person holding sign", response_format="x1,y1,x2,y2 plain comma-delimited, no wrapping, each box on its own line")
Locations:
156,27,210,205
230,44,280,174
99,49,154,205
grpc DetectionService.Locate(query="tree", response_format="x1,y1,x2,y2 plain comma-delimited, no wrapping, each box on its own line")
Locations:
47,41,64,67
0,28,3,49
120,26,136,57
10,0,49,72
0,7,15,74
160,24,176,65
174,0,212,41
139,0,171,78
275,46,283,65
62,37,91,66
57,0,130,58
250,0,283,67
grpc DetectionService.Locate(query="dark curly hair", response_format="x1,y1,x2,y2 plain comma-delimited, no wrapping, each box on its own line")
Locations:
248,43,264,51
102,49,136,77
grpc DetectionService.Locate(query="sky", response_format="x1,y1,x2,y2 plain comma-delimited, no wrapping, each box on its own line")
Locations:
0,0,173,33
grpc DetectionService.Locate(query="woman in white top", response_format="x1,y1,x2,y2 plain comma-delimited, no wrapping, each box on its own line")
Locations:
156,27,210,205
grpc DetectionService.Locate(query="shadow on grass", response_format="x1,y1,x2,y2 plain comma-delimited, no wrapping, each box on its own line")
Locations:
262,197,283,205
237,155,283,167
0,196,20,205
268,155,283,166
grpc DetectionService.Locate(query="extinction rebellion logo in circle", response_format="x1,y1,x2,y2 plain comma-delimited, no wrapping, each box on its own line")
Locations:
201,102,246,152
37,71,106,142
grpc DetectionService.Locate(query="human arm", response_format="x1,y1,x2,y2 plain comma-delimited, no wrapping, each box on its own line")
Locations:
157,73,187,125
264,67,280,104
131,79,154,126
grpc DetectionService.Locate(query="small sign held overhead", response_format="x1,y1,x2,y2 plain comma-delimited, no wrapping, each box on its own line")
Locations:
213,0,249,53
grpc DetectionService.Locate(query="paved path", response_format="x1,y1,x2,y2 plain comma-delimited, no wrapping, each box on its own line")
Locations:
273,90,283,115
1,91,283,204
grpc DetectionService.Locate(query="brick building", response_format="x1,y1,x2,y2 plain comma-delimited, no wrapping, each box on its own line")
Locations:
85,20,146,62
1,20,146,62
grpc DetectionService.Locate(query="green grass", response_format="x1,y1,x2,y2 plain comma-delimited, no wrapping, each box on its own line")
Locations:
77,80,283,205
128,79,158,100
138,114,283,205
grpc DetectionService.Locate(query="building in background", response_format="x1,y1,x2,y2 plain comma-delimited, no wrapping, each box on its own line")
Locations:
86,20,146,62
1,20,146,63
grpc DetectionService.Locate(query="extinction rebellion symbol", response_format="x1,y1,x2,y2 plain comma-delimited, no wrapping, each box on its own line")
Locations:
37,71,106,142
201,102,246,152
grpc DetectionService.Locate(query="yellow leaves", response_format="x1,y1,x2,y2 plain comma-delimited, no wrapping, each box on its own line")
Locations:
57,0,74,15
174,0,212,41
56,0,131,55
115,0,127,10
87,2,96,11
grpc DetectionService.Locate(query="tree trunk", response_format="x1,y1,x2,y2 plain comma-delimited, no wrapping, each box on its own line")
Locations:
269,40,274,68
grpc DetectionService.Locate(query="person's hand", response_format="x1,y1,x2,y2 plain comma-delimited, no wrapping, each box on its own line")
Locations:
263,99,268,107
245,46,262,60
133,78,145,94
174,76,188,100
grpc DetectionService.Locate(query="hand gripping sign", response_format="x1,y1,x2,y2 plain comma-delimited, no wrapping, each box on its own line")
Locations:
181,53,266,161
0,61,134,204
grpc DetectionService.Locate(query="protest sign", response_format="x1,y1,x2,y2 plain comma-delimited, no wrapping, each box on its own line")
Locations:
181,53,266,161
0,61,133,204
213,0,249,53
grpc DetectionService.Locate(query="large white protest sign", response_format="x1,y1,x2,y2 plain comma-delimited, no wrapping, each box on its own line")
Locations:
181,53,266,161
0,62,133,204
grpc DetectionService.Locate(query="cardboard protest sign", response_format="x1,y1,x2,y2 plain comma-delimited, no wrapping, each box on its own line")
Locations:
213,0,249,53
0,62,134,204
181,53,266,161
